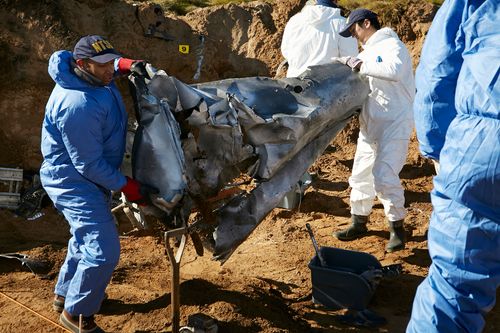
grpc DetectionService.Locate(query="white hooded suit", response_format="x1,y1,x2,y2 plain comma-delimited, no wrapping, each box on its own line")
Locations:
281,4,358,78
349,27,415,221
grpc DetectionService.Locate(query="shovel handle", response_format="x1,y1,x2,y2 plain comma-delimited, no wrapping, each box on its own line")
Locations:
305,223,327,267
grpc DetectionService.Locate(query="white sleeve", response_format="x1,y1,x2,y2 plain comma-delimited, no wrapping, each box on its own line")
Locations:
359,45,406,82
281,17,298,61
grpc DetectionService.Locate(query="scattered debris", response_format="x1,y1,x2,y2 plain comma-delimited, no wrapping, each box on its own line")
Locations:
278,172,312,210
0,167,23,209
128,62,369,262
193,34,205,81
180,313,218,333
134,3,175,41
14,174,48,220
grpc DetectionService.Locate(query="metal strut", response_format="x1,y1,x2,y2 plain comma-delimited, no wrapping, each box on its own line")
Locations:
164,226,188,333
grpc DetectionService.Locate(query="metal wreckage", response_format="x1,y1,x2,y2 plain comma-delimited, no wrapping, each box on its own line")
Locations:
123,62,369,263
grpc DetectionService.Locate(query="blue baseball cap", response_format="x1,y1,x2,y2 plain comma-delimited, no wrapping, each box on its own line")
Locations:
339,9,378,37
73,35,121,63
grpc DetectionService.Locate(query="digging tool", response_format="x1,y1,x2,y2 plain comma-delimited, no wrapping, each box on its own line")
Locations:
305,223,327,267
111,193,148,229
164,226,188,333
0,253,49,276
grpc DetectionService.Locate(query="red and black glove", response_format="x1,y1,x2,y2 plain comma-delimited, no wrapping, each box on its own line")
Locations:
121,176,158,205
118,58,150,76
117,58,136,74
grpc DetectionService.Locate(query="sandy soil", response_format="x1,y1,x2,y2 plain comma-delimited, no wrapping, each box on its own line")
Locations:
1,123,499,332
1,1,498,332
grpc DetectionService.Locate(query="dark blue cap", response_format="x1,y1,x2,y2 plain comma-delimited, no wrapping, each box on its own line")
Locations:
73,35,121,63
339,9,378,37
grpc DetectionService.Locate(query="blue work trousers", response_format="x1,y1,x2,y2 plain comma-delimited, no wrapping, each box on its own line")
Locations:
407,196,500,333
54,209,120,317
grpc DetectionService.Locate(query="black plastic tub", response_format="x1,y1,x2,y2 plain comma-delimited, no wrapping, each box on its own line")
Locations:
308,247,382,311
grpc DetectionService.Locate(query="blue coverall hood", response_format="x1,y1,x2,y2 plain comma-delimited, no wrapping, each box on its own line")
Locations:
48,50,88,90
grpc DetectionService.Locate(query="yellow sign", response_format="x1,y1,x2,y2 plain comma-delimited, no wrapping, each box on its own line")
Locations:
179,45,190,54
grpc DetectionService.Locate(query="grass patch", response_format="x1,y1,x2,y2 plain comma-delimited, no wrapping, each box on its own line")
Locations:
425,0,444,4
338,0,411,27
147,0,442,16
339,0,443,11
148,0,257,15
338,0,442,28
338,0,410,12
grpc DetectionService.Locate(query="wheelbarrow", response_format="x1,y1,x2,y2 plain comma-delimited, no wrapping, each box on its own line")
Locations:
305,223,401,327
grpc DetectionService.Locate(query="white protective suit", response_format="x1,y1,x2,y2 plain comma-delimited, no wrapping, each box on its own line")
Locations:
349,27,415,221
281,4,358,78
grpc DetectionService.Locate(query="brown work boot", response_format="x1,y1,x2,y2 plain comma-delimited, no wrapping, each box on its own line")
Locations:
386,220,406,252
53,293,109,313
52,294,65,313
334,214,369,241
60,310,105,333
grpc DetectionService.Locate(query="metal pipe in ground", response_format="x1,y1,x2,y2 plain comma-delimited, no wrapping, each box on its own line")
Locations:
164,227,187,333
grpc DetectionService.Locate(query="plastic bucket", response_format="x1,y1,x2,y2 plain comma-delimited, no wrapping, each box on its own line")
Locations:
308,247,381,310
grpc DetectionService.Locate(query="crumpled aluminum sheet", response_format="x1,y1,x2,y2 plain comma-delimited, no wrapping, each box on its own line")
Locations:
128,63,369,262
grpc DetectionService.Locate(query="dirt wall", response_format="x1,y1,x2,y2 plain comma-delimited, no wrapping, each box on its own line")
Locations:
0,0,437,170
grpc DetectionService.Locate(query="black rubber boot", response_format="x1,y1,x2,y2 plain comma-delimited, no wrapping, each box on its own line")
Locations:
334,215,369,241
386,220,406,252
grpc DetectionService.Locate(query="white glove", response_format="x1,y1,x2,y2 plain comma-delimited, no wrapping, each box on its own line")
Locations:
346,57,363,71
332,56,363,71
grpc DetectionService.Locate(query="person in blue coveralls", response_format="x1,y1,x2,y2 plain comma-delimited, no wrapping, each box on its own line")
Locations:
40,35,156,333
406,1,499,332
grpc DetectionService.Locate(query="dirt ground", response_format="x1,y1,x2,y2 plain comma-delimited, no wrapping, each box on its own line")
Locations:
1,124,499,332
0,1,498,332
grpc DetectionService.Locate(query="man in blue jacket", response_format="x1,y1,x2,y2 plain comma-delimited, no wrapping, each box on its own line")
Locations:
406,1,499,332
41,35,154,333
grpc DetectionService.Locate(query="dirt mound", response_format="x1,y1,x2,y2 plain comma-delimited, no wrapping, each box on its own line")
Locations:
0,0,290,173
0,0,436,169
